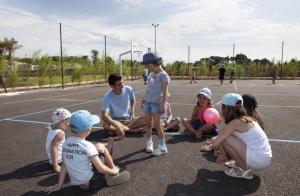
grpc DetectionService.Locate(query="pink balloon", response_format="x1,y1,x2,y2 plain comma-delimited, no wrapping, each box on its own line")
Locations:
203,108,220,124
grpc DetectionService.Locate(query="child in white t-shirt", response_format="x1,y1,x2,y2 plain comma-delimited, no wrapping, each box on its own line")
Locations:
45,110,130,194
45,108,71,173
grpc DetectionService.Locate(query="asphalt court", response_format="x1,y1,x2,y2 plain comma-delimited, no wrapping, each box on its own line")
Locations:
0,79,300,195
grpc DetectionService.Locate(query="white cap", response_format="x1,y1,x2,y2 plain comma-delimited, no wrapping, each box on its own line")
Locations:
198,87,212,100
51,108,71,125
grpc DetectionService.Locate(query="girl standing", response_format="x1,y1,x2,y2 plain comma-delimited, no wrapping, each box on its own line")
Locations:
142,52,170,156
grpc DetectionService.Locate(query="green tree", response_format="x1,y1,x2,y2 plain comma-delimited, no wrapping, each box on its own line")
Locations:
91,49,99,83
0,37,22,86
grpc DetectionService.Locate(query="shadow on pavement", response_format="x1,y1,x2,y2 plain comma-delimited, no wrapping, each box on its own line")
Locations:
0,160,53,181
86,129,108,142
201,151,218,163
164,169,260,196
114,149,154,167
167,134,206,145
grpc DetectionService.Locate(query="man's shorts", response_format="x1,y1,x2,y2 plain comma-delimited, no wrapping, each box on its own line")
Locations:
144,102,160,114
112,116,130,125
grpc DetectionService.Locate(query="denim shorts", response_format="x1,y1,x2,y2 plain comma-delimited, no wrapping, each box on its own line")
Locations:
144,102,160,114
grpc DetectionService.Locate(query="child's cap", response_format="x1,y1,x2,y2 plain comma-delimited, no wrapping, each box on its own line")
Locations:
142,52,161,65
221,93,243,107
69,110,100,132
51,108,71,125
242,94,257,109
198,87,211,100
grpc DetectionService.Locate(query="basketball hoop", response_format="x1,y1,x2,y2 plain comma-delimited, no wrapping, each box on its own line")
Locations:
133,50,142,57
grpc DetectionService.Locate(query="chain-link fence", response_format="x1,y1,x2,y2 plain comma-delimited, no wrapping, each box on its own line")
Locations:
1,7,300,92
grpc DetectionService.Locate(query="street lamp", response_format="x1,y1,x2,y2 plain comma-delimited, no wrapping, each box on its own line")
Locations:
152,23,159,53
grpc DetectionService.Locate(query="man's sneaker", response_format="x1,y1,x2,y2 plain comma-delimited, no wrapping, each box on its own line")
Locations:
145,140,154,153
152,144,168,156
105,171,130,186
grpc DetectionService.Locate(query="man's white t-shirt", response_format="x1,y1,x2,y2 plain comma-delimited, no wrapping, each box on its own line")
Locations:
62,136,98,185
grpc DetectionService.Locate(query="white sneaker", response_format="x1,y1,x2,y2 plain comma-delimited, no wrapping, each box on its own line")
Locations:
145,140,154,153
152,144,168,156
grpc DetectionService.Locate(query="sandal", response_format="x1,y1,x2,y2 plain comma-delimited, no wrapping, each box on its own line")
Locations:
225,160,238,168
200,144,213,152
225,167,253,180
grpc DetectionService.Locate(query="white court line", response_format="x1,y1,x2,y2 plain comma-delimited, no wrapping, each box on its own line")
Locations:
5,119,51,125
169,101,300,108
233,81,238,91
0,98,103,122
0,89,146,122
2,118,300,144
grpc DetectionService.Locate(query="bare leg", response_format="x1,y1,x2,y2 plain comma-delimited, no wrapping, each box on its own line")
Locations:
166,117,181,130
222,135,247,170
95,143,115,169
103,120,130,135
153,113,164,140
144,113,153,138
128,117,146,131
182,118,197,135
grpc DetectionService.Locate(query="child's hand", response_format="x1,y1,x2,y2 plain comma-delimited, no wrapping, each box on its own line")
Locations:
112,166,120,175
53,164,61,173
128,115,136,126
116,126,125,140
44,184,62,195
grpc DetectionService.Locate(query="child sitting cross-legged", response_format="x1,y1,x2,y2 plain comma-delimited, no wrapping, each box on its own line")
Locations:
182,87,218,139
45,110,130,194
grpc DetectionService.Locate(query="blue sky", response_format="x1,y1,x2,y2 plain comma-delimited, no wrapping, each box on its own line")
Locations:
1,0,300,63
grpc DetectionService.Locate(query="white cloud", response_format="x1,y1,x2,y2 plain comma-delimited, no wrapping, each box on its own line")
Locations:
1,0,300,62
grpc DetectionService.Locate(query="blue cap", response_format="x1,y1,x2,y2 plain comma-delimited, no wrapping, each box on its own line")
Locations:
69,110,100,132
221,93,243,107
142,52,160,65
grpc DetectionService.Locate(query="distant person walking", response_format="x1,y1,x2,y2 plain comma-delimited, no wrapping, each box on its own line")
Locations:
143,66,149,85
190,71,197,84
271,66,277,84
0,76,7,93
230,69,234,84
218,66,226,85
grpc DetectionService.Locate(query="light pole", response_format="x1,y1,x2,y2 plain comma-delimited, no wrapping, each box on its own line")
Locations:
152,23,159,53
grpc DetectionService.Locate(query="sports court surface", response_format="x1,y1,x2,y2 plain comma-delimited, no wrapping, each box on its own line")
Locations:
0,79,300,196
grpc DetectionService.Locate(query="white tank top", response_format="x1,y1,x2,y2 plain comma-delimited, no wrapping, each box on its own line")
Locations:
233,121,272,157
45,125,65,164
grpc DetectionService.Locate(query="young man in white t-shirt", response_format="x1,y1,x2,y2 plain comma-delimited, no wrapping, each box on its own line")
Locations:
45,108,71,173
45,110,130,194
102,73,145,139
